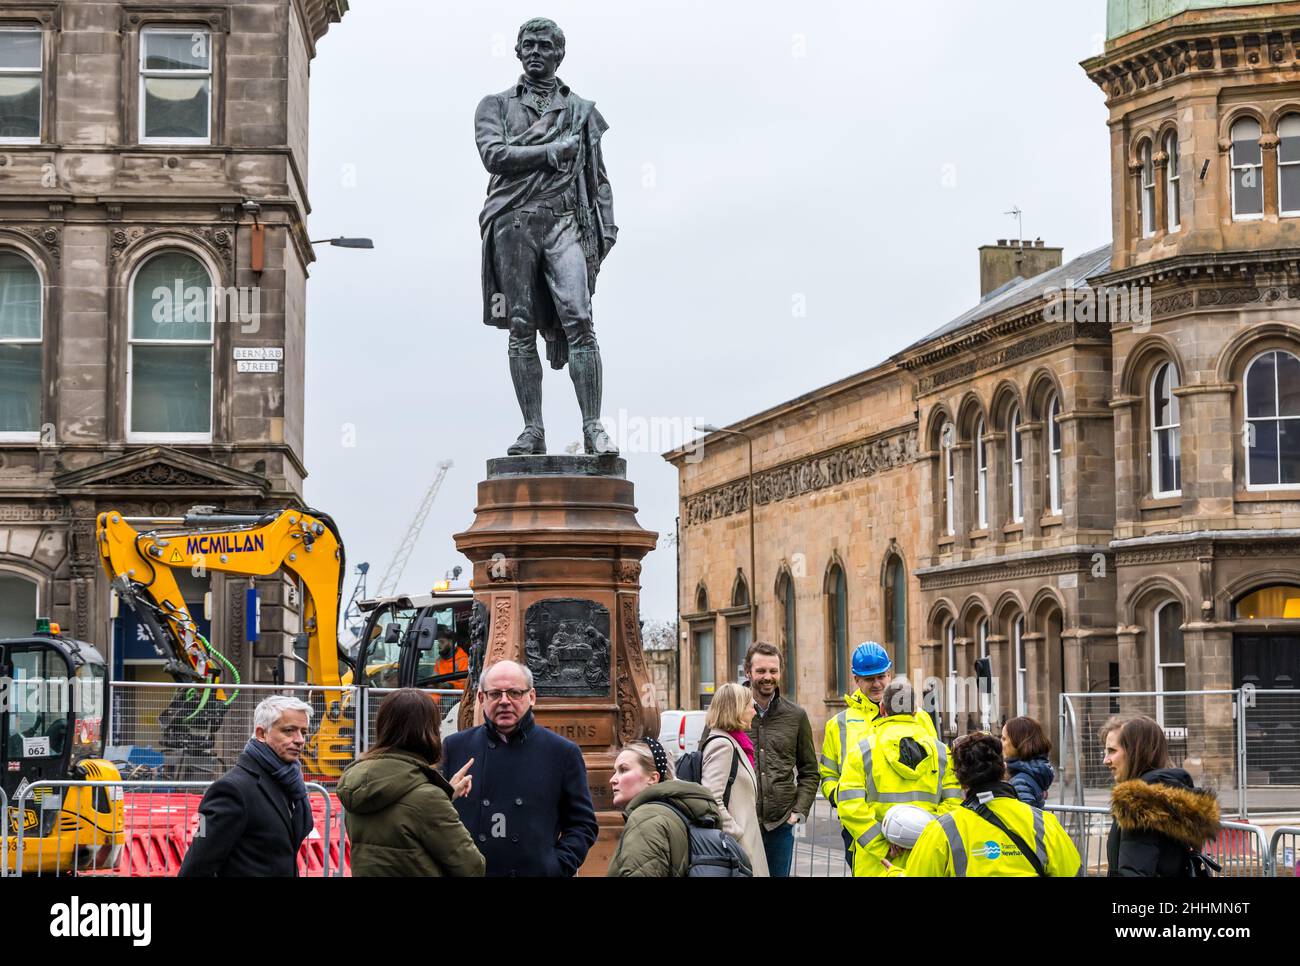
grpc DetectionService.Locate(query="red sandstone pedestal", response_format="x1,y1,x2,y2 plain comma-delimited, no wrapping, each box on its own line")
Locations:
452,454,659,875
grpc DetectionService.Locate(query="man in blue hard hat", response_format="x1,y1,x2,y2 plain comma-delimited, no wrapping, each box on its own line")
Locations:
820,642,936,865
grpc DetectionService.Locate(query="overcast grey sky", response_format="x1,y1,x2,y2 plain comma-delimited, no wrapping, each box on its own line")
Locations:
302,0,1112,623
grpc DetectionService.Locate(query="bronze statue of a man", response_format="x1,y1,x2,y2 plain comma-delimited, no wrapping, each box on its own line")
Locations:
476,17,618,456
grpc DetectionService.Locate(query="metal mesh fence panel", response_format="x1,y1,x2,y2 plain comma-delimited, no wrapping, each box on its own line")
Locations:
363,688,463,750
1059,691,1241,812
108,682,356,786
1242,689,1300,790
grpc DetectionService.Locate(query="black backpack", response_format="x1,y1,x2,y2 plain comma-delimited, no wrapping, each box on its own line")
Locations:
650,800,753,877
674,734,739,808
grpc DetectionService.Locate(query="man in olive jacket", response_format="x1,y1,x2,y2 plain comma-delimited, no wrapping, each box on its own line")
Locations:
744,642,819,877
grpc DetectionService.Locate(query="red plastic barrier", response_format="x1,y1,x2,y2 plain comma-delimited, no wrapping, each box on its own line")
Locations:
88,791,350,877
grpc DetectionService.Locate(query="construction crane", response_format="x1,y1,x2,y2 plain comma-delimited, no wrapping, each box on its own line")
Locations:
375,460,454,599
340,560,370,646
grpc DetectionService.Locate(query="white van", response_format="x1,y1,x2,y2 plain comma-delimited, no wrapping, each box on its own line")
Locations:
657,710,707,762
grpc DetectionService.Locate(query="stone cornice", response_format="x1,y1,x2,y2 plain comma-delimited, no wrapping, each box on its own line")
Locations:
1082,8,1300,105
903,319,1112,394
292,0,349,57
1111,529,1300,567
915,544,1111,591
681,426,918,528
1098,249,1300,288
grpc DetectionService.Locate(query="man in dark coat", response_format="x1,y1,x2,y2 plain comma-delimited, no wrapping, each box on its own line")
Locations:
178,696,315,877
475,17,618,457
442,659,598,877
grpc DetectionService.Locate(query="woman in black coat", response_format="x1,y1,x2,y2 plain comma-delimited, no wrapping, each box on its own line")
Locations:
1102,714,1220,877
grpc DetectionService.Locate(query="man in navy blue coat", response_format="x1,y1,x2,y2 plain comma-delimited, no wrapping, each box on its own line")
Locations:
442,659,598,877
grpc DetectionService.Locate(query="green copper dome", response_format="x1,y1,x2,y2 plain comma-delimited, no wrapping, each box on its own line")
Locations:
1108,0,1273,39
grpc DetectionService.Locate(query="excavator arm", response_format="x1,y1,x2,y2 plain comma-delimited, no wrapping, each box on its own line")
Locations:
95,506,352,778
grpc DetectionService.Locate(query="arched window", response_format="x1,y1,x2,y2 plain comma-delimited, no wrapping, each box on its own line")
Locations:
728,573,751,684
1139,140,1156,237
1013,614,1027,716
1235,585,1300,619
883,555,907,677
826,563,848,697
732,574,749,608
1047,393,1063,514
128,251,214,441
0,252,42,438
1009,406,1024,523
1244,350,1300,489
1164,130,1181,231
1230,117,1264,220
1151,362,1182,497
941,422,956,536
944,620,957,733
977,617,989,660
1280,114,1300,216
975,416,988,529
1154,600,1186,726
690,583,714,707
777,571,796,693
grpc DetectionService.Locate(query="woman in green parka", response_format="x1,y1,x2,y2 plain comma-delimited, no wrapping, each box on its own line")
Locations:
337,688,484,877
606,738,723,877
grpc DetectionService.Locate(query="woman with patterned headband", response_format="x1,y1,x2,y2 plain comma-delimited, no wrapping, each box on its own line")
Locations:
606,737,741,876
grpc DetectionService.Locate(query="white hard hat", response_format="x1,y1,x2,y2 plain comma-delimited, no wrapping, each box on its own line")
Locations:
882,805,938,849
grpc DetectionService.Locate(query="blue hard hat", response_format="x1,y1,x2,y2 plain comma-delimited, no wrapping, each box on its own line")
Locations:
851,641,893,677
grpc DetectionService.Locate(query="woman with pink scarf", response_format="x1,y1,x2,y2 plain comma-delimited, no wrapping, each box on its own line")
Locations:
699,682,770,876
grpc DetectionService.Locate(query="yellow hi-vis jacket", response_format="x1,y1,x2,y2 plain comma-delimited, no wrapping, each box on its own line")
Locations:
835,712,962,877
906,793,1082,877
818,690,938,805
818,691,875,806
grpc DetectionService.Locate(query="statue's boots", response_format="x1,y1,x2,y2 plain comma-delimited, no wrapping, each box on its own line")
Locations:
583,420,617,455
507,428,547,456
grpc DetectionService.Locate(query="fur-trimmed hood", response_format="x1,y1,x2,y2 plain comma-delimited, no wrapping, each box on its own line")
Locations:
1111,769,1220,847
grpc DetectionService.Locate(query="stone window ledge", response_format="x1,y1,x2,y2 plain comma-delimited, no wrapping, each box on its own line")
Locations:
1236,489,1300,503
1139,495,1182,511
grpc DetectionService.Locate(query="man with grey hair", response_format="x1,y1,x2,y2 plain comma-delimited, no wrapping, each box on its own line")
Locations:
441,659,598,876
179,695,315,876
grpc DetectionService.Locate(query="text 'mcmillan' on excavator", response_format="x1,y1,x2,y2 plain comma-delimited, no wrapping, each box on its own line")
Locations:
95,505,354,779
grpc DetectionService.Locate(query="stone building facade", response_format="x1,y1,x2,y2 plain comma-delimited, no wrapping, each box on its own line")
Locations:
0,0,347,682
666,1,1300,783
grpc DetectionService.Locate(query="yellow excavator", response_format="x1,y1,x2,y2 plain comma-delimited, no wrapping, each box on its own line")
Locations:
2,619,126,874
95,506,353,780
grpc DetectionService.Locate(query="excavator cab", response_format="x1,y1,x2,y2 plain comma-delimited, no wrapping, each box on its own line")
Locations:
356,591,474,691
2,620,124,874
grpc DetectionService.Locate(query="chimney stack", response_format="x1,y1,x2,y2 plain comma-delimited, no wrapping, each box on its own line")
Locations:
978,238,1063,298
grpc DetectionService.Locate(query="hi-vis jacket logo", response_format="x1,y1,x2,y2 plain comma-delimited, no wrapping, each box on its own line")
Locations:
49,896,151,946
973,840,1021,861
186,533,265,555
